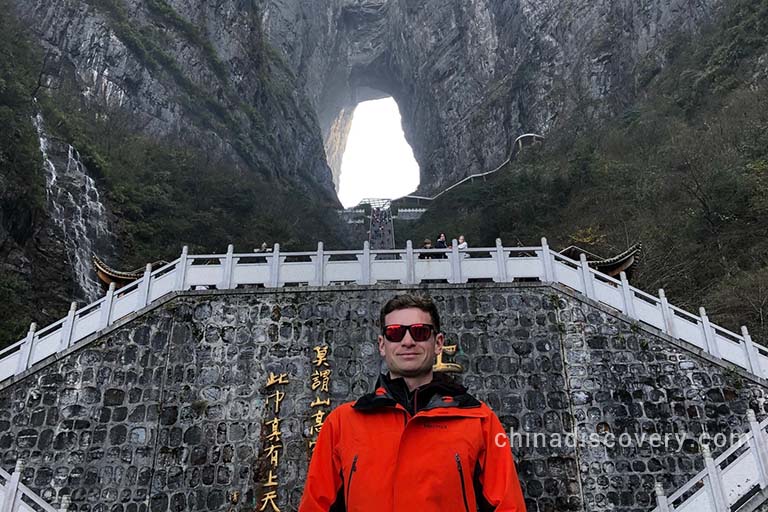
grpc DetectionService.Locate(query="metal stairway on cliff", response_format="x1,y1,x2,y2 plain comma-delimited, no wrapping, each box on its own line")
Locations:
402,133,544,204
361,198,395,250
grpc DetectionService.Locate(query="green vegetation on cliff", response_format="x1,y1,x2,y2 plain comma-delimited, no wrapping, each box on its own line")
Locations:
0,0,50,347
37,0,347,267
397,0,768,341
0,18,44,223
42,97,347,269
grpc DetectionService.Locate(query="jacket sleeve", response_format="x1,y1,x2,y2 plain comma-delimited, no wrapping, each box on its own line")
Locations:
475,407,527,512
299,408,346,512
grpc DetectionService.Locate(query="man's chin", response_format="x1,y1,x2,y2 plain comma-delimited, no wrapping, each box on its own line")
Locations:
393,367,432,378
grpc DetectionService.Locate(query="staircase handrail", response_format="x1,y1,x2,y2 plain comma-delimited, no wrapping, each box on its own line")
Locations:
0,238,766,387
0,460,61,511
653,411,768,511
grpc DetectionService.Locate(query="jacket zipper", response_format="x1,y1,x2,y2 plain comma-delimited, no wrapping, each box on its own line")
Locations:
455,453,470,512
396,405,409,426
345,454,358,505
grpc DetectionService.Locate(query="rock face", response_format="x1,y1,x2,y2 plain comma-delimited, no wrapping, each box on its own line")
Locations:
11,0,720,198
12,0,338,203
261,0,721,193
0,284,765,512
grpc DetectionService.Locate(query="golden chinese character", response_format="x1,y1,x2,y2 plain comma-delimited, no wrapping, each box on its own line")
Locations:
312,346,330,367
309,439,317,450
267,389,286,414
266,372,289,388
311,369,332,392
265,443,281,467
265,469,278,487
309,409,327,435
259,490,281,512
310,396,331,408
312,408,326,426
265,418,282,443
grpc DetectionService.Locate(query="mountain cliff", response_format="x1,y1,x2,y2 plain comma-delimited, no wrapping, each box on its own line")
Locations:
262,0,720,191
395,0,768,342
11,0,723,195
16,0,338,200
1,0,757,347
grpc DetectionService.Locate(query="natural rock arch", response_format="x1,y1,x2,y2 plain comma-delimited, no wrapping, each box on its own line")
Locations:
262,0,527,195
11,0,720,201
260,0,717,196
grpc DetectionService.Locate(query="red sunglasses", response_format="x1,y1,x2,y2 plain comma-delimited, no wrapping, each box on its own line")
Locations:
383,323,436,343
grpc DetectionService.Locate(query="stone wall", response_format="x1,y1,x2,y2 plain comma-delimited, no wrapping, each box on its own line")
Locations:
0,284,765,512
559,296,766,511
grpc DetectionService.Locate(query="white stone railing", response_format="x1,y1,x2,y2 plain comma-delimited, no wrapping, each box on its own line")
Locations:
392,208,427,220
653,410,768,512
1,238,767,385
394,208,427,214
0,460,64,512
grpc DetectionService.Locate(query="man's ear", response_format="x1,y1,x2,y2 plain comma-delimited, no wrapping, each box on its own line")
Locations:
378,335,386,357
435,332,445,355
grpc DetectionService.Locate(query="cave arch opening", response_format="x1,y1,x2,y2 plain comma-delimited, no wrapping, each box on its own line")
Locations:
334,97,420,209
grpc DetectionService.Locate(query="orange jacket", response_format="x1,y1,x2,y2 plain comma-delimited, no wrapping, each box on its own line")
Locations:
299,377,527,511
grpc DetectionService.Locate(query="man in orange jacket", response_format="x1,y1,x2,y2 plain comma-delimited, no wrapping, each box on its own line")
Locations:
299,293,527,511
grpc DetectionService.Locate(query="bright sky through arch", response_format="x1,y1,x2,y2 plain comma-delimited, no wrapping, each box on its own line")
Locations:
338,98,420,208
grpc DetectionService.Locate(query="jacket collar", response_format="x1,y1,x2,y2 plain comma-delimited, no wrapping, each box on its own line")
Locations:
353,373,481,413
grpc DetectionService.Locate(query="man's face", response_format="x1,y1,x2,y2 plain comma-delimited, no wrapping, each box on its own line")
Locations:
378,307,444,379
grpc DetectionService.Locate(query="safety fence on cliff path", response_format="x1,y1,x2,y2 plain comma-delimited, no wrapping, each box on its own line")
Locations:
1,238,767,388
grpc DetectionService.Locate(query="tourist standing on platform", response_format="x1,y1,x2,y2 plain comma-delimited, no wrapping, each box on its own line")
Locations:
435,233,448,249
299,294,527,512
419,238,434,259
435,233,448,258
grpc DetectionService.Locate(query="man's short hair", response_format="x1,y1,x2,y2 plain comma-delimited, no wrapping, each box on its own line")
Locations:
379,294,441,333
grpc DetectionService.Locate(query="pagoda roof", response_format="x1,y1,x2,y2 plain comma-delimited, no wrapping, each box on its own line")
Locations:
559,243,642,279
92,255,168,289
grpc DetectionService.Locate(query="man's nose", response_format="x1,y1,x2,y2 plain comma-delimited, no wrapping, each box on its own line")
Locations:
401,332,417,346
